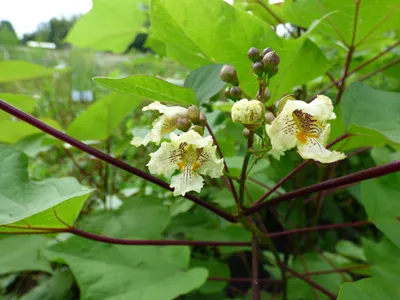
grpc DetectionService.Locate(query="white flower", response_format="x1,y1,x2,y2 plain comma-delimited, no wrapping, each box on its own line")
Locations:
266,95,346,163
147,130,224,196
131,101,188,146
231,99,265,125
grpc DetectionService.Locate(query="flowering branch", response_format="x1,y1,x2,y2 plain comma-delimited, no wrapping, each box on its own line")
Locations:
0,100,236,223
245,160,400,215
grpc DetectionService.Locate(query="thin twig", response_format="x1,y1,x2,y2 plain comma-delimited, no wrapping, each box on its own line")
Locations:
0,100,236,223
359,58,400,82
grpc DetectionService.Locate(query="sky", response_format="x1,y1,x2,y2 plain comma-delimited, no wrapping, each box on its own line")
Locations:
0,0,92,37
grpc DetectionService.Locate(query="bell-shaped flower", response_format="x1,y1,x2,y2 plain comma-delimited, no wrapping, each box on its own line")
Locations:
131,101,188,146
231,99,265,129
266,95,345,163
147,130,224,196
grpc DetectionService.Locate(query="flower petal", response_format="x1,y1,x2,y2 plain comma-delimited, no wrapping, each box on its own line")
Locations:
196,145,224,178
297,135,346,163
147,141,179,177
302,95,335,122
131,117,165,146
143,101,188,118
170,130,212,149
170,171,204,196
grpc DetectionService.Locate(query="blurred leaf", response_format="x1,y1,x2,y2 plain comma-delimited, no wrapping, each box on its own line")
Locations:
14,133,50,158
94,76,197,105
288,252,346,299
283,0,400,47
0,236,51,275
363,238,400,283
336,240,366,261
144,35,167,56
342,82,400,145
170,197,195,217
0,93,36,120
66,0,146,53
45,197,208,300
67,92,143,141
0,118,61,144
191,259,230,294
338,277,400,300
0,61,58,83
360,175,400,247
234,1,284,26
0,146,93,231
20,270,74,300
184,64,225,104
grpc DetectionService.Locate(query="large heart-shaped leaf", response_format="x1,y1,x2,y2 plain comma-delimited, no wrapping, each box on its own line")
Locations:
45,197,208,300
67,92,143,141
150,0,328,101
0,93,36,120
338,277,400,300
94,76,197,106
66,0,146,52
342,82,400,145
0,146,93,231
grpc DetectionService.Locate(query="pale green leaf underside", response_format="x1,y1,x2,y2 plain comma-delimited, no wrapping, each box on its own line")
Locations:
0,146,93,231
0,61,60,83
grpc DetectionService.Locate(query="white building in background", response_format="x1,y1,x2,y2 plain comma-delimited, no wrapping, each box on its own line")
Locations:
26,41,56,49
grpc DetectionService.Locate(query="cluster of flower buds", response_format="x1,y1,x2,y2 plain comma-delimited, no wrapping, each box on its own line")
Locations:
177,104,206,136
220,65,243,101
248,47,280,79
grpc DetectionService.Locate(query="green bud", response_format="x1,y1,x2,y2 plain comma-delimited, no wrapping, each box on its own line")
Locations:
220,64,239,86
252,62,264,77
187,105,200,123
230,86,242,100
261,47,272,57
192,125,204,136
199,113,207,127
247,47,261,63
264,111,276,124
262,51,280,71
242,128,250,138
224,87,232,99
176,117,191,132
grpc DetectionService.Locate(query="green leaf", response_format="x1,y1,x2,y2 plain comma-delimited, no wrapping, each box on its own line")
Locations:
0,146,93,231
20,270,74,300
0,118,61,144
0,93,36,120
151,0,328,101
0,61,58,83
336,240,366,261
283,0,400,47
45,198,207,300
338,277,400,300
66,0,146,53
191,259,230,294
0,236,52,275
94,76,197,106
288,252,345,300
363,238,400,283
66,92,143,141
184,64,226,104
342,82,400,145
360,175,400,247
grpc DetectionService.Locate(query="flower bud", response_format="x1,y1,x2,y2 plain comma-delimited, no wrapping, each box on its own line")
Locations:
230,86,242,100
224,87,232,99
252,62,264,77
261,87,271,102
264,111,276,124
220,64,239,86
191,125,204,136
261,47,272,57
176,117,191,132
247,47,261,63
262,51,280,71
270,66,279,77
231,99,266,128
199,113,207,127
187,105,200,123
242,128,251,138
